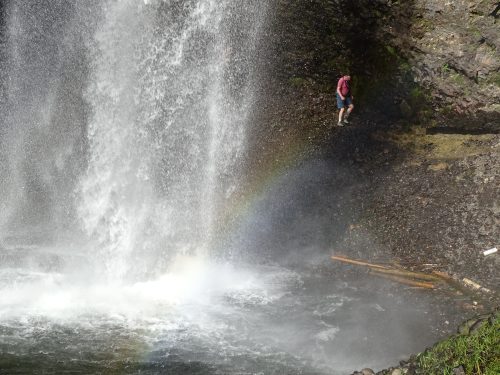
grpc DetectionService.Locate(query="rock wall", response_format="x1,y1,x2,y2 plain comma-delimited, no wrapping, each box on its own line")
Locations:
261,0,499,129
393,0,500,129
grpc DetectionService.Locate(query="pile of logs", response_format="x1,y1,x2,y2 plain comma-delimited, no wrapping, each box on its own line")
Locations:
330,255,494,297
331,255,438,289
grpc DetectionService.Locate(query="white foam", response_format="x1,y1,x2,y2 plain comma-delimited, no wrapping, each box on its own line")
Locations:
0,256,278,322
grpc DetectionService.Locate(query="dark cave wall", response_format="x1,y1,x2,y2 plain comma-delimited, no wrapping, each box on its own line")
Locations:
264,0,419,121
262,0,499,128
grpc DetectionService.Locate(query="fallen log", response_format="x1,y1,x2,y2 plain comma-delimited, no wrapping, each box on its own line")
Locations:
463,278,492,294
433,271,493,294
330,255,389,270
331,255,439,288
370,271,436,289
369,267,441,282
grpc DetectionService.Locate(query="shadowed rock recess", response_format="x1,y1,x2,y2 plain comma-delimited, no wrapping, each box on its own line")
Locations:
261,0,499,126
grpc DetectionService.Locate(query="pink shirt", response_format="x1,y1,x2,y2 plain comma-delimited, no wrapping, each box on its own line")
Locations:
337,77,351,97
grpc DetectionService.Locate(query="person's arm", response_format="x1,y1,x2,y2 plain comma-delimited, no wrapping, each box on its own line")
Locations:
336,79,345,100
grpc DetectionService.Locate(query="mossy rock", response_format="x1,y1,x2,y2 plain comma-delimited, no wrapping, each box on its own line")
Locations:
289,77,309,87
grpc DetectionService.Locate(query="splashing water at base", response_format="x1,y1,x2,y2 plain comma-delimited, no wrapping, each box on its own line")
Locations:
0,253,466,374
1,259,284,330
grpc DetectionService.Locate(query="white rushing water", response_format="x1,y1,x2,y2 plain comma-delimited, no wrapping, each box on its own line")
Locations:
0,0,266,284
78,0,267,281
0,0,272,343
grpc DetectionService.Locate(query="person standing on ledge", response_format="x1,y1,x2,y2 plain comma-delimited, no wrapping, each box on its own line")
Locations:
336,75,354,127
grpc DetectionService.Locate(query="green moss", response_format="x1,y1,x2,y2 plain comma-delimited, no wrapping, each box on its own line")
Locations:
383,130,494,159
442,63,452,74
385,45,398,57
410,87,425,100
468,26,482,39
388,46,412,72
439,104,455,117
288,77,309,87
450,73,466,86
440,64,470,90
417,315,500,375
400,61,411,73
482,72,500,87
419,18,434,30
408,86,430,114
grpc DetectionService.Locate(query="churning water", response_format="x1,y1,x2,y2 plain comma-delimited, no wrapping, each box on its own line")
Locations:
0,1,466,374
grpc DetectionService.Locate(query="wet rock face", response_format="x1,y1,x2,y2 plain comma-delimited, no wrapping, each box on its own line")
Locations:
358,137,500,293
267,0,499,128
400,0,500,126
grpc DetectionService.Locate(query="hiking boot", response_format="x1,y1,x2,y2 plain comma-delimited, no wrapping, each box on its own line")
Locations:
337,121,344,127
343,118,350,124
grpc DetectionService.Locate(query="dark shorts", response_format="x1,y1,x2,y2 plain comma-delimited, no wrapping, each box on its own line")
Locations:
336,93,352,109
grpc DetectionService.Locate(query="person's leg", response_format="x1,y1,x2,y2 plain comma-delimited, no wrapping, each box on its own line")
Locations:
336,93,345,126
338,107,345,123
343,98,354,123
345,103,354,118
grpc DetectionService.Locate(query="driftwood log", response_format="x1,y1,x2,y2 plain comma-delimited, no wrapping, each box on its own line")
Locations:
331,255,438,289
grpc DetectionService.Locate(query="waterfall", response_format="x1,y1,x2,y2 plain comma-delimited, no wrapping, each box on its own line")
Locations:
0,1,91,243
0,0,267,281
